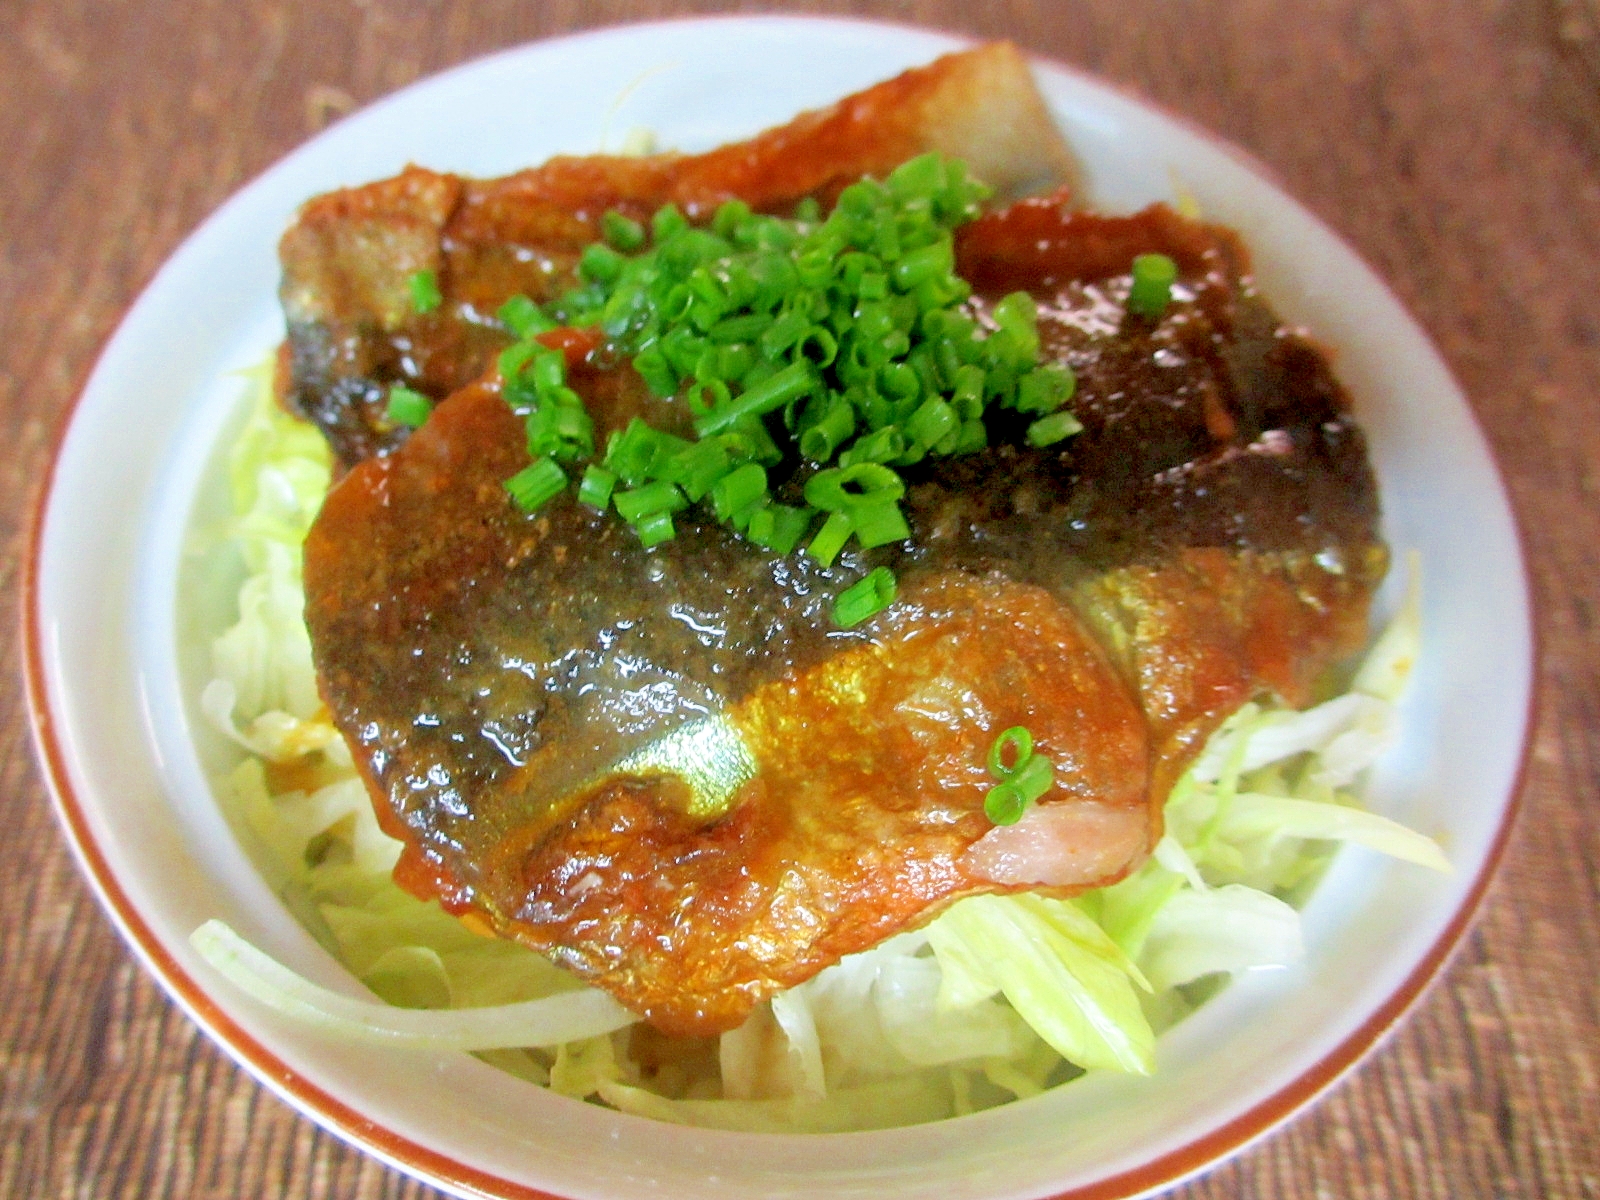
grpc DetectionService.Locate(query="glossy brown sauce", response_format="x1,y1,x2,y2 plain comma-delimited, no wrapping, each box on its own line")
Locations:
301,192,1383,1034
278,43,1073,471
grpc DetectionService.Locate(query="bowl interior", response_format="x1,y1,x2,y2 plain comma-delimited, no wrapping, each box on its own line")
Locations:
30,16,1531,1200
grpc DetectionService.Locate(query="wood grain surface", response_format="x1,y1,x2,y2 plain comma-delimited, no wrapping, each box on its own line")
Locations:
3,1,1596,1197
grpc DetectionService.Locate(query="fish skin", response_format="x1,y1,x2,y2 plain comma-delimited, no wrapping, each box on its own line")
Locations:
277,43,1075,470
288,45,1384,1035
300,203,1382,1036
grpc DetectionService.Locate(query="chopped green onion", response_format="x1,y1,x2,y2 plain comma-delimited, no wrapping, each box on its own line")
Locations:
984,783,1027,826
759,309,812,360
385,385,433,428
981,727,1055,824
711,462,768,521
499,154,1091,557
498,340,540,385
408,269,442,315
1027,410,1085,448
660,439,733,502
579,243,625,285
891,241,954,292
635,509,676,547
504,458,567,513
652,203,689,243
632,345,678,397
1127,252,1178,319
709,312,771,345
613,480,688,523
988,726,1034,779
952,418,988,455
803,463,905,512
798,399,856,462
991,291,1036,339
905,397,958,449
850,499,911,548
601,210,647,252
1011,751,1055,803
1015,364,1076,414
497,294,554,337
729,497,767,533
605,418,683,486
531,349,566,394
577,464,617,511
713,198,754,240
806,510,854,567
833,566,897,628
841,426,907,466
524,401,594,461
886,152,947,200
747,504,813,555
694,361,816,437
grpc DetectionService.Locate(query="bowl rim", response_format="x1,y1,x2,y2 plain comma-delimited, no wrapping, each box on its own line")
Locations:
21,12,1537,1200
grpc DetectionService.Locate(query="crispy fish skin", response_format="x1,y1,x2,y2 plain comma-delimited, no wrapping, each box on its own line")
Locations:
278,43,1075,469
305,382,1152,1037
300,192,1383,1035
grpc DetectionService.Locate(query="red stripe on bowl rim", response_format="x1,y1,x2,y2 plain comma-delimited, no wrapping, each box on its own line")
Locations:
19,14,1539,1199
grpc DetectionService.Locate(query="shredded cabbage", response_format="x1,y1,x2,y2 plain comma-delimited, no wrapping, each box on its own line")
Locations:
192,371,1444,1129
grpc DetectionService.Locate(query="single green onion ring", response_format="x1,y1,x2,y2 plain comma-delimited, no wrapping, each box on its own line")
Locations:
1127,252,1178,319
504,457,567,513
984,783,1028,826
833,566,897,628
407,269,442,315
1010,751,1055,804
987,726,1034,779
803,463,906,513
385,384,433,429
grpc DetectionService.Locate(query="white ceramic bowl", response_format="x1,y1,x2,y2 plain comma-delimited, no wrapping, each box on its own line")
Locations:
26,15,1532,1200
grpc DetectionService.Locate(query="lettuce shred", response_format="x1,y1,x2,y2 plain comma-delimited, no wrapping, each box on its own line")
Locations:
193,370,1444,1129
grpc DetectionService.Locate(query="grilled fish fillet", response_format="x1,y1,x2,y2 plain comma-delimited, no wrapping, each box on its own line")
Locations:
279,42,1075,469
289,47,1384,1036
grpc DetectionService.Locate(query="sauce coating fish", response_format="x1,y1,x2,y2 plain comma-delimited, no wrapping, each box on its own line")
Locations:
289,47,1383,1036
279,42,1074,469
300,203,1381,1035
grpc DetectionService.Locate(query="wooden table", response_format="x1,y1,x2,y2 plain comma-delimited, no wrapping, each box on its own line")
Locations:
3,2,1596,1196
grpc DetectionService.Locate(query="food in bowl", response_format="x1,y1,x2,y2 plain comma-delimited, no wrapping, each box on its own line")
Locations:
195,40,1446,1131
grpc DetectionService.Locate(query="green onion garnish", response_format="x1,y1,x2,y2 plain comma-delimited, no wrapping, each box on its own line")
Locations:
850,499,911,549
981,725,1055,825
833,566,897,628
635,509,676,548
492,152,1085,554
1027,410,1084,448
984,783,1027,826
614,480,688,524
497,294,555,338
504,457,567,513
1127,252,1178,319
579,243,625,285
601,210,647,253
577,464,617,511
803,463,905,512
385,384,433,428
693,361,816,437
987,726,1033,778
711,462,768,522
1009,751,1055,803
408,269,442,315
747,504,813,555
806,510,854,567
